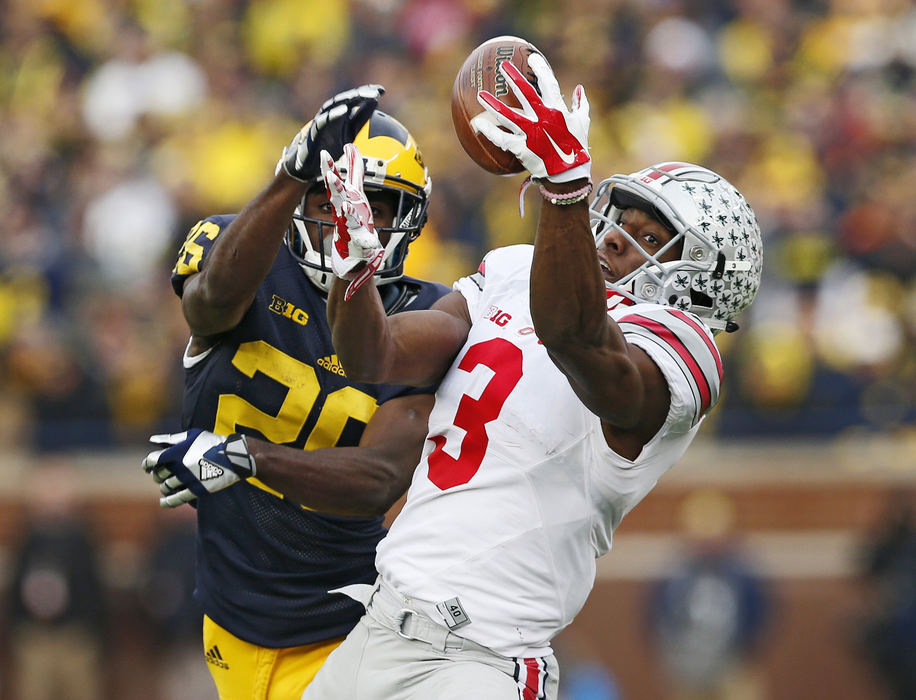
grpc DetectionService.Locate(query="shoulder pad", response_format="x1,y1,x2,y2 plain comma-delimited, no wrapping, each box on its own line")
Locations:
170,215,237,296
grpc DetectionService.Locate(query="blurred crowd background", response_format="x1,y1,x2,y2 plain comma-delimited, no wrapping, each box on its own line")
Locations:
1,0,914,453
1,0,915,698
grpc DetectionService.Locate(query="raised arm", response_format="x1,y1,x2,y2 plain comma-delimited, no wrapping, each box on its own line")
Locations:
179,85,384,343
531,191,670,453
328,282,470,387
180,174,304,340
474,55,671,455
319,145,471,387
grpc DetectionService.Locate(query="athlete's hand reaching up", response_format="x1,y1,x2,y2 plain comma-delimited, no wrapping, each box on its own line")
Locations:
278,84,384,182
320,144,385,300
472,54,590,183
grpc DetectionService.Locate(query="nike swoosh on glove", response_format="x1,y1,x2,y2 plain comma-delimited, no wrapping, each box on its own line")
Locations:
471,53,590,183
142,429,256,508
320,144,385,300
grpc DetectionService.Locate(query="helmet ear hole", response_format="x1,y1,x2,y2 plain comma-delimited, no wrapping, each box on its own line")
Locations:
690,289,713,309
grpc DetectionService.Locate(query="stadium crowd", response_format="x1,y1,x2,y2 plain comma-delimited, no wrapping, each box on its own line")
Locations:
1,0,914,453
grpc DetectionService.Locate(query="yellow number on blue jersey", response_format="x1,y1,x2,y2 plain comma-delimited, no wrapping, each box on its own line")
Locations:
174,220,221,276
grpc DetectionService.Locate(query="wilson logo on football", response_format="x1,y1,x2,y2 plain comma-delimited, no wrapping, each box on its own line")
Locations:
492,46,516,98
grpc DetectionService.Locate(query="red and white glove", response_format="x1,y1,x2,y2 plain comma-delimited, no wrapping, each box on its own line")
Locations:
471,53,590,183
320,144,385,300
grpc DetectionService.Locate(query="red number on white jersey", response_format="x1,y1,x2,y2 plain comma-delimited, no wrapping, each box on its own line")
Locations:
427,338,523,490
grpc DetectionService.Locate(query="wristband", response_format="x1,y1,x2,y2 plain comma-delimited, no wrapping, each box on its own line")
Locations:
538,180,593,206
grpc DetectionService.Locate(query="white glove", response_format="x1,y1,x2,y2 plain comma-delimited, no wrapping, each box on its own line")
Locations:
471,53,590,183
278,84,384,181
320,144,385,300
142,430,256,508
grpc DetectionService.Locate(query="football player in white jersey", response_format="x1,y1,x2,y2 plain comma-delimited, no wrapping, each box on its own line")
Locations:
302,54,763,700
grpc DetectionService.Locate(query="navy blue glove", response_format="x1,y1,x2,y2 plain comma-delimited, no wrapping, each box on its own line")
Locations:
278,84,384,181
142,429,256,508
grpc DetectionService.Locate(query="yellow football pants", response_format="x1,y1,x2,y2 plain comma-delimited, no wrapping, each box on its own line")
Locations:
202,615,344,700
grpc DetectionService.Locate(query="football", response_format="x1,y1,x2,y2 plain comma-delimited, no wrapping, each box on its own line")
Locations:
451,36,544,175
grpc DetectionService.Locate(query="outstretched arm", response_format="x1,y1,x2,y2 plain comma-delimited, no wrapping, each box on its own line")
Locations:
143,392,433,516
531,193,668,439
249,392,431,514
181,174,305,340
328,282,471,387
320,145,471,387
180,85,384,342
475,55,670,454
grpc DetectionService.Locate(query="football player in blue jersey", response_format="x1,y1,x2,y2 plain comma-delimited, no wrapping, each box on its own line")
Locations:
140,86,450,700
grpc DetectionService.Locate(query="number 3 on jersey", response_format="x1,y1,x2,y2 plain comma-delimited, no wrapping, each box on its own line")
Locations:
427,338,523,490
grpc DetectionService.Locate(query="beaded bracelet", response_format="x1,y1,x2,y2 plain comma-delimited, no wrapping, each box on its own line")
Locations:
538,180,593,206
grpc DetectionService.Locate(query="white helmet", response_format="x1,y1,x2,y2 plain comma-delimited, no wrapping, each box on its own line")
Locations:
590,162,763,333
287,111,431,293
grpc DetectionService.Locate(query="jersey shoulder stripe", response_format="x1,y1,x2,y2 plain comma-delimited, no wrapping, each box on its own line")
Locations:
666,308,723,382
622,313,711,417
618,308,721,422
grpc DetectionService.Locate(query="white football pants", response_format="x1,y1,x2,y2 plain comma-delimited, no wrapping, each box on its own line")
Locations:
302,576,558,700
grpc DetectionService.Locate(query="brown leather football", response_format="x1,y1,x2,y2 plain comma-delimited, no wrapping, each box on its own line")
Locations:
451,36,543,175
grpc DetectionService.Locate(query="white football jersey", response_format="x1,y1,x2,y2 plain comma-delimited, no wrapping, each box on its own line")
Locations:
376,245,722,658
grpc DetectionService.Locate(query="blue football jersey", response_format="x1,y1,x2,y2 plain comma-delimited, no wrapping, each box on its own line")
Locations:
171,215,450,647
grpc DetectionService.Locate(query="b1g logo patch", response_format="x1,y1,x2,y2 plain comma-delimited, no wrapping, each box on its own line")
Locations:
485,305,512,327
268,295,309,326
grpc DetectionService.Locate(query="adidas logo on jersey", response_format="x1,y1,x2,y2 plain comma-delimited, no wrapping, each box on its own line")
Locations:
205,644,229,670
317,355,346,377
198,458,224,480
